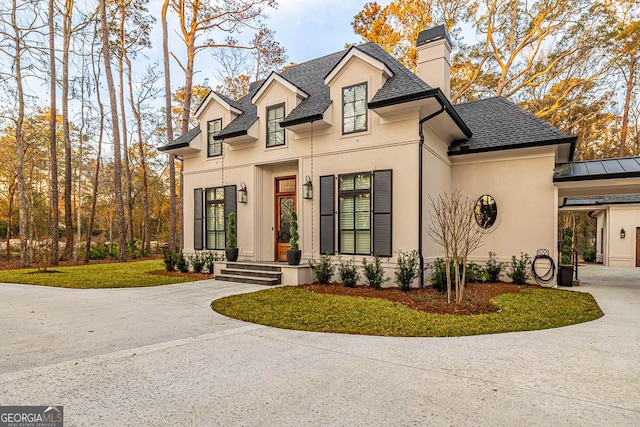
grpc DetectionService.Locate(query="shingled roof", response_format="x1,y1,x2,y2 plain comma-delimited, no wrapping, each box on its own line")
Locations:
449,97,576,155
162,41,573,155
158,126,201,151
214,42,445,137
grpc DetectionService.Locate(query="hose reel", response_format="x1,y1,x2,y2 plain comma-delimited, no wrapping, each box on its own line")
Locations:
532,248,556,285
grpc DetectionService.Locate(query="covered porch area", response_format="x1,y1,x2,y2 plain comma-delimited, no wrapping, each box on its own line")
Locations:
555,157,640,268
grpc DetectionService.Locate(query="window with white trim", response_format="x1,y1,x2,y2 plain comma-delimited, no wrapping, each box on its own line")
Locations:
205,187,225,249
342,82,367,134
338,173,371,255
266,103,285,147
207,119,222,157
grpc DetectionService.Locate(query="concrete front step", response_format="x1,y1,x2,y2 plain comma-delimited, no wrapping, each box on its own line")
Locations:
220,268,282,281
224,262,282,272
216,273,280,286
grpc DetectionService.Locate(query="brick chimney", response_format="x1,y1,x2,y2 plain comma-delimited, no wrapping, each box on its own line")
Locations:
416,25,452,100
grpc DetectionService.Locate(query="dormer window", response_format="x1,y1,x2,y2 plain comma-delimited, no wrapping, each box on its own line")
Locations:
207,119,222,157
266,103,285,147
342,82,367,134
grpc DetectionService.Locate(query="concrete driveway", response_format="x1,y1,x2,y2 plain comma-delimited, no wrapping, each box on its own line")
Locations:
1,266,639,426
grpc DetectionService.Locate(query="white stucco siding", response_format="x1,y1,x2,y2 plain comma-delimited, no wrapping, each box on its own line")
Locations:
607,205,640,267
422,124,452,261
450,147,557,266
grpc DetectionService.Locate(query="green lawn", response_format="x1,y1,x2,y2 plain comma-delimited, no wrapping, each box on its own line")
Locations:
0,260,200,289
211,286,604,337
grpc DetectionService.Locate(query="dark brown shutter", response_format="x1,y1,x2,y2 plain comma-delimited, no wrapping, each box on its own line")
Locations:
319,175,335,255
373,170,392,257
224,185,237,245
194,188,204,250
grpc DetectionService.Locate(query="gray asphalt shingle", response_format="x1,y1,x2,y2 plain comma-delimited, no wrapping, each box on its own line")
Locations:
450,97,574,154
158,126,201,151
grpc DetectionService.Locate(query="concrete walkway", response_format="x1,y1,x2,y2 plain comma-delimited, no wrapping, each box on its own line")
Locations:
1,266,639,426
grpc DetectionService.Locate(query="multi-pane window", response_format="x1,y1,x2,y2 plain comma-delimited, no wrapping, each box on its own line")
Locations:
339,173,371,254
206,187,225,249
266,103,285,147
342,82,367,134
207,119,222,157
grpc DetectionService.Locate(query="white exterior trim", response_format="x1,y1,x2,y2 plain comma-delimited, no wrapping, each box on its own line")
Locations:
251,72,309,104
195,91,243,119
324,48,393,86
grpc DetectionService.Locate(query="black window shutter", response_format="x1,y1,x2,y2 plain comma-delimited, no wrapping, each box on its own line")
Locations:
224,185,237,243
194,188,204,250
319,175,335,255
373,170,392,257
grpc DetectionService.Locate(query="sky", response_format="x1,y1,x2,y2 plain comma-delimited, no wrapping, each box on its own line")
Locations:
147,0,392,90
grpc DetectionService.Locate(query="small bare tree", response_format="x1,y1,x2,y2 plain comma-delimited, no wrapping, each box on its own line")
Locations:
427,190,493,303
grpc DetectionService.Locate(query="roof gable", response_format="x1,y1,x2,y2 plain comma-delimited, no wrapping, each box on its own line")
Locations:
324,46,393,86
194,90,243,119
251,71,309,104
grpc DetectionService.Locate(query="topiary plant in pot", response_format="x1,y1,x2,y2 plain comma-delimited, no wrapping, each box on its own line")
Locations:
559,226,574,286
225,212,239,262
286,211,301,265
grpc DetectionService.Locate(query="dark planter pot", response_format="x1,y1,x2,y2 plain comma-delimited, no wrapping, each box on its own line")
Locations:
286,249,302,266
225,248,239,262
559,265,573,287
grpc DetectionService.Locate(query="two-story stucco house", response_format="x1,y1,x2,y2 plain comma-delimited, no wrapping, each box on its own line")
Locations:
159,25,582,286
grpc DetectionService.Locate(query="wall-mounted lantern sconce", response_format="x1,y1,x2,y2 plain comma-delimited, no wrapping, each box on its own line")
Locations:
620,228,626,239
303,175,313,200
238,182,247,204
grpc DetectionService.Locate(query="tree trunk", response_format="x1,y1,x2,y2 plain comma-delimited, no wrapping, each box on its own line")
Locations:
11,0,30,267
118,6,134,243
85,21,104,264
62,0,74,260
125,55,151,253
6,182,15,260
48,0,59,265
619,57,636,158
162,0,177,251
99,0,127,262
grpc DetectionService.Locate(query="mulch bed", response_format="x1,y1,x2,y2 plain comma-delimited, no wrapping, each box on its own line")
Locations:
148,270,213,280
301,282,539,315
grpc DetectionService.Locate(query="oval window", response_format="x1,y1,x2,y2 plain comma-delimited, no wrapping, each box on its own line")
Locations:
475,195,497,228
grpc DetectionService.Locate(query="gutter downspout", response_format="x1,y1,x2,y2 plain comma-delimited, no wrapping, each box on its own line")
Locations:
418,105,446,288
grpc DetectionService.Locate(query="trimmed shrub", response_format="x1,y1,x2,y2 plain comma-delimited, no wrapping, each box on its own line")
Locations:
309,253,335,284
508,252,531,285
338,258,360,288
163,249,177,272
227,213,237,248
203,251,223,274
485,251,503,282
362,254,388,289
289,211,299,251
395,250,419,292
561,227,574,265
176,252,189,273
465,262,486,283
430,258,450,294
583,247,596,262
190,252,205,273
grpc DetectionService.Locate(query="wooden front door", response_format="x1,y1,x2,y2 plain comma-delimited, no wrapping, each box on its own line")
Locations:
636,228,640,267
275,176,296,261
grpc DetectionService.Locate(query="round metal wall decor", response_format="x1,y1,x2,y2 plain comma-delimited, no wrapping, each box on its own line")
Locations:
475,194,497,228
